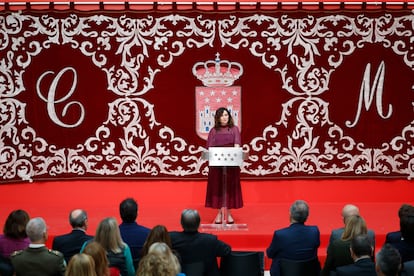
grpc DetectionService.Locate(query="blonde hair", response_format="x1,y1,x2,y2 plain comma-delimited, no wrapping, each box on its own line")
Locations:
83,241,110,276
65,253,97,276
95,217,125,253
148,242,181,274
341,215,367,241
136,253,176,276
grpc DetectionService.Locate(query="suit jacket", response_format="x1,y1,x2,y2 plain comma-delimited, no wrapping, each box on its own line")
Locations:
52,229,93,263
10,246,66,276
389,239,414,263
266,223,320,276
321,239,354,276
335,257,377,276
401,260,414,276
170,230,231,276
119,222,150,261
329,228,376,249
385,231,402,244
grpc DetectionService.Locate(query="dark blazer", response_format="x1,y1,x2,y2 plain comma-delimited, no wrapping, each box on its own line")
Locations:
335,258,377,276
401,260,414,276
321,239,354,276
385,231,402,244
52,229,93,263
10,246,66,276
389,239,414,263
266,223,320,276
119,222,150,261
170,230,231,276
329,228,376,249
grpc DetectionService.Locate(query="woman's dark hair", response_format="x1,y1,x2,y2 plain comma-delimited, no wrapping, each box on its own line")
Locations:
141,225,172,257
3,209,30,239
214,107,234,129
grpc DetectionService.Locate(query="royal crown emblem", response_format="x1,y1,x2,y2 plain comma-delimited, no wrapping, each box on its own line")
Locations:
192,53,243,87
193,53,243,140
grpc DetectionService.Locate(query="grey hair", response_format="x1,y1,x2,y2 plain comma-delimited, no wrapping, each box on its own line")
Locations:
290,200,309,223
26,217,47,242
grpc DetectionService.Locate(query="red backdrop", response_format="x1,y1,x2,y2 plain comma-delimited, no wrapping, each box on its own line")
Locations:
1,7,414,182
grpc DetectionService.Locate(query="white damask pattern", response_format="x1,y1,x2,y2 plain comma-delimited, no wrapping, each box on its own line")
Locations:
0,10,413,182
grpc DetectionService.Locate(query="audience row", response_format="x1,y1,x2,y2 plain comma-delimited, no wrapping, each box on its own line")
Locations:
0,199,413,276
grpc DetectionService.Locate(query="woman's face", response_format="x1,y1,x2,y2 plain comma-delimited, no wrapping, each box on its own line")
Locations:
219,110,229,126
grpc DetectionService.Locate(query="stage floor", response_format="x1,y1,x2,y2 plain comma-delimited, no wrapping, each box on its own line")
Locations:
0,178,413,269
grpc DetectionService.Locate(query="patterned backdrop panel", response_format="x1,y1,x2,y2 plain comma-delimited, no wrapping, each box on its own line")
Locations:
1,8,414,183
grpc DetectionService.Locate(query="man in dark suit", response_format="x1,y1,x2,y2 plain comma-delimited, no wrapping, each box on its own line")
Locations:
336,234,376,276
11,217,66,275
118,198,150,267
385,204,414,244
170,209,231,276
329,204,375,249
376,244,402,276
266,200,320,276
52,209,93,263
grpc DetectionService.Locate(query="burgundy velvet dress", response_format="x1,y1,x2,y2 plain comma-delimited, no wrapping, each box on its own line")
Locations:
205,125,243,209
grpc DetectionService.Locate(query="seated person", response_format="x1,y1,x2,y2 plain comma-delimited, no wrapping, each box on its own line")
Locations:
336,234,376,276
376,244,401,276
266,200,320,276
170,209,231,276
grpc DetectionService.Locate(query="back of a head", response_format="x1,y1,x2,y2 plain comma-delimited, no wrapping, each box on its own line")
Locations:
95,217,124,253
69,209,88,229
26,217,47,243
148,242,181,274
4,209,30,239
376,244,401,276
180,209,200,232
66,253,97,276
342,204,360,223
119,198,138,223
289,200,309,223
83,241,109,276
398,204,414,219
351,234,372,258
342,215,367,241
142,225,172,256
137,253,176,276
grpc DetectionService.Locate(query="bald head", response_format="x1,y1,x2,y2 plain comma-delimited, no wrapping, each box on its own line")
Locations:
342,204,360,224
69,209,88,229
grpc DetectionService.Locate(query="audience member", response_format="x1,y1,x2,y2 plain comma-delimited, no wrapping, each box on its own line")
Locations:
82,217,135,276
141,225,172,257
137,242,183,276
10,217,66,275
83,241,120,276
385,204,414,244
376,244,401,276
0,209,30,276
388,211,414,263
52,209,94,263
119,198,150,267
266,200,320,276
137,253,177,276
65,253,97,276
322,215,369,276
170,209,231,276
335,234,376,276
329,204,376,249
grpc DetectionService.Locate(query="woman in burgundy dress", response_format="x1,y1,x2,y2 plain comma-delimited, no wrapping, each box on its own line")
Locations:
205,107,243,224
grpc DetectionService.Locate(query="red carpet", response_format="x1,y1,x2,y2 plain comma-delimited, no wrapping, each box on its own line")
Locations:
0,179,412,269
